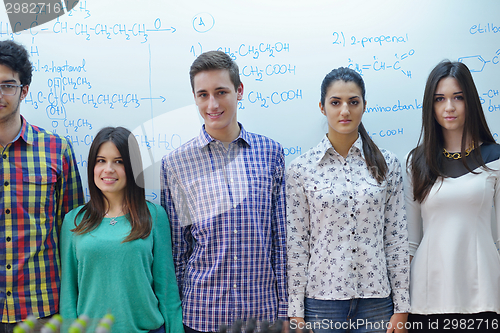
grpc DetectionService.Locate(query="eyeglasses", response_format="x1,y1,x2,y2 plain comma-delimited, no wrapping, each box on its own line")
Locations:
0,84,23,96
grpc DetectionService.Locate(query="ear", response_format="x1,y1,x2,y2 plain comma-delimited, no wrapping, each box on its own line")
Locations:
20,85,29,101
319,102,326,115
363,100,367,114
236,83,244,101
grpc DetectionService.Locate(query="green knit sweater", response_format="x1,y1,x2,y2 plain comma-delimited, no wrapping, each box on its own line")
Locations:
60,202,184,332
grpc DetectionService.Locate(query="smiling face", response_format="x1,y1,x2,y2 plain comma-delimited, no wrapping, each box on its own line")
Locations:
433,76,466,136
193,69,243,142
0,64,28,125
320,80,366,144
94,141,127,200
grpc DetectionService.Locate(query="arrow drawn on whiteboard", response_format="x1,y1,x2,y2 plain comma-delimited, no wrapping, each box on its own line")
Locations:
146,27,176,33
146,192,158,200
141,96,166,102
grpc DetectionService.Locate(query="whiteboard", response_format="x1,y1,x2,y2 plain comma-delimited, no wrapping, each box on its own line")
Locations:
2,0,499,203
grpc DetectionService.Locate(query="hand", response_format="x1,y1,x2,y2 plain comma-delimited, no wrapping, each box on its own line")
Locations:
386,313,409,333
289,317,313,333
281,320,289,333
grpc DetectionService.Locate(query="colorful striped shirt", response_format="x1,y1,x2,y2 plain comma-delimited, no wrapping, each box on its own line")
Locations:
161,124,288,332
0,116,84,323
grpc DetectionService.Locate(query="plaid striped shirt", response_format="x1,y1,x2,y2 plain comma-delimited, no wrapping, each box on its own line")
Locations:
0,116,84,323
161,124,288,332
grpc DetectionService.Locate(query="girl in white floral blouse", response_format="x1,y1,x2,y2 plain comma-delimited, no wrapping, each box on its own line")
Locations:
286,67,410,333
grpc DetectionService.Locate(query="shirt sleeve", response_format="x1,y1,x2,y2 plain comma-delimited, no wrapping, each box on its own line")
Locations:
160,156,193,297
404,162,423,257
271,148,288,320
150,204,184,333
383,154,410,313
59,209,80,321
57,140,85,229
285,162,310,318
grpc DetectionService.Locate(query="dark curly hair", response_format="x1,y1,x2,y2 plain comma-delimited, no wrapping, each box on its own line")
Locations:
0,40,32,86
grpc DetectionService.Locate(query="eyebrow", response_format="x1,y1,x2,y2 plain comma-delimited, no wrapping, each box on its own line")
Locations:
1,79,19,84
329,95,360,100
434,91,463,95
195,86,230,94
96,155,123,159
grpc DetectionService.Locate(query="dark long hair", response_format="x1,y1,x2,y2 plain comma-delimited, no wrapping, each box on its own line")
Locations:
72,127,152,242
321,67,387,183
408,61,496,202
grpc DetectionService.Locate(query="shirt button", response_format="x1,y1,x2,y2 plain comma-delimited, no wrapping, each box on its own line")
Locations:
6,264,11,269
6,291,11,296
351,231,355,235
233,230,237,234
352,249,356,253
234,256,238,260
5,209,10,214
233,205,237,209
4,181,8,186
233,284,237,288
2,154,7,159
349,196,353,199
353,267,357,271
346,179,350,182
230,178,234,183
350,214,354,218
6,236,11,242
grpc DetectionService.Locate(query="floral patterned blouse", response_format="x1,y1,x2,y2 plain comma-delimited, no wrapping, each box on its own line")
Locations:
286,135,410,317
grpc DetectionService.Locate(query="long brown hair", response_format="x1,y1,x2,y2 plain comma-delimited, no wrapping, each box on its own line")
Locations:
72,127,152,242
407,61,496,202
320,67,388,183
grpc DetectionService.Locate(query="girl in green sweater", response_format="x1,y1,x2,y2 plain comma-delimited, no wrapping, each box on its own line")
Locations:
60,127,184,333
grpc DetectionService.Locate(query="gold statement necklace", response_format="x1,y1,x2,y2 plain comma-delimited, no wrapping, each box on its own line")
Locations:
442,143,474,160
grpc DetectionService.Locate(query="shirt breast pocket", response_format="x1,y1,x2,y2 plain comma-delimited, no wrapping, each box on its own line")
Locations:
22,168,58,213
249,173,273,213
304,183,333,200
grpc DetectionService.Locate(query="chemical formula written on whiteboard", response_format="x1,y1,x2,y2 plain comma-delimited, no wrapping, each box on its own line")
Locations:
190,41,290,59
332,31,409,48
0,17,175,43
245,89,303,109
347,49,415,78
241,63,296,82
458,49,500,73
480,88,500,113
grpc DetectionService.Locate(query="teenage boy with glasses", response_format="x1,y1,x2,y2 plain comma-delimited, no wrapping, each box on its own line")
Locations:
0,40,84,333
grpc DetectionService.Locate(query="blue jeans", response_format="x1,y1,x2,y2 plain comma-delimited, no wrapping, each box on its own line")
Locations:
149,324,165,333
1,316,53,333
184,324,216,333
303,297,393,333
